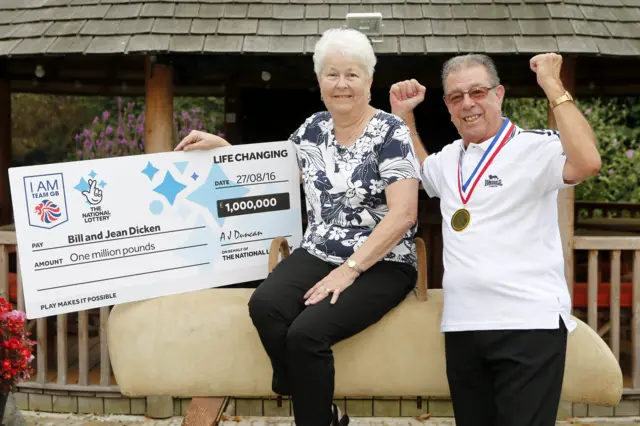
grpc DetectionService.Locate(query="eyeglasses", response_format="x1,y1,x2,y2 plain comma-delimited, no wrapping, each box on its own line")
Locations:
443,85,497,105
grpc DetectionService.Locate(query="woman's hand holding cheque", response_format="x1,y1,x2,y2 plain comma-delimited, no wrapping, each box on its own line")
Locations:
175,130,231,151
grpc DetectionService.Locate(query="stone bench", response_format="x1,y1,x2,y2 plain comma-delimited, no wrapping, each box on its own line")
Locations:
107,237,623,412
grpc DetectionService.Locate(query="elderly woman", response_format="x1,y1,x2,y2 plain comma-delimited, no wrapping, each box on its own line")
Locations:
175,28,420,426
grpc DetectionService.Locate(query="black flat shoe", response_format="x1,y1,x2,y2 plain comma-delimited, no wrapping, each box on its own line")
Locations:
271,375,292,396
331,403,350,426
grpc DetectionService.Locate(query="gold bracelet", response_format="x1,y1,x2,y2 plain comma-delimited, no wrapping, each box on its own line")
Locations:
550,91,574,109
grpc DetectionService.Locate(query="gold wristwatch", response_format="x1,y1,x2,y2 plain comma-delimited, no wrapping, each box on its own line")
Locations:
550,90,573,109
346,258,363,275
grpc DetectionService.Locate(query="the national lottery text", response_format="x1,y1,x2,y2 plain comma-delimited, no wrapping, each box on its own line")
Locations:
212,148,288,164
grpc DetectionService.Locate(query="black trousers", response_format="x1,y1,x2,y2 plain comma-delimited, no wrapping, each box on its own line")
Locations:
444,318,568,426
248,248,416,426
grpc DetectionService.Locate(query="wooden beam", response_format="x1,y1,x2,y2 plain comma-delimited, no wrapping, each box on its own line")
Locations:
144,56,174,153
547,55,576,308
0,61,12,226
143,55,175,418
224,82,241,143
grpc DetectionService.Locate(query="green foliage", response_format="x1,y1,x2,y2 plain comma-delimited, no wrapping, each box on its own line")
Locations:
11,94,102,167
503,97,640,203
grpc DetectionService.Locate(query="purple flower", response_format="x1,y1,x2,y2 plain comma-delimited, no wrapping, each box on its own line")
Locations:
627,150,634,159
609,169,614,175
584,108,592,116
102,111,110,122
612,138,618,148
105,125,113,135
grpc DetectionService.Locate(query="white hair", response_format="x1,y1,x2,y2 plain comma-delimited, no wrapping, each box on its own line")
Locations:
313,28,377,77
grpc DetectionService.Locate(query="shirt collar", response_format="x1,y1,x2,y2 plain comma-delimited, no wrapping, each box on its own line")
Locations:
460,118,520,153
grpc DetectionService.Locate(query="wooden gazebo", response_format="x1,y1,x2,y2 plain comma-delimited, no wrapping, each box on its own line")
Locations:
0,0,639,420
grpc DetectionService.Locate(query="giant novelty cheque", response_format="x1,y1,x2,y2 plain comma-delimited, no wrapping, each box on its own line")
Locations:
8,141,303,319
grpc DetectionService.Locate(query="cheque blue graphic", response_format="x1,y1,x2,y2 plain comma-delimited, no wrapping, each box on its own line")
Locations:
139,159,251,227
185,164,250,227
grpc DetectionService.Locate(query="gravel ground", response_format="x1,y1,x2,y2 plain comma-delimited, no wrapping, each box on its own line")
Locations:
18,412,640,426
22,412,184,426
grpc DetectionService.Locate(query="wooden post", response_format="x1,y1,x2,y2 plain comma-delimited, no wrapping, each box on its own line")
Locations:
145,56,174,153
143,55,176,419
547,56,576,308
223,83,240,143
0,61,13,226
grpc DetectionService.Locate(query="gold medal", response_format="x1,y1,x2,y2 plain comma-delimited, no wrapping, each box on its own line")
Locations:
451,208,471,232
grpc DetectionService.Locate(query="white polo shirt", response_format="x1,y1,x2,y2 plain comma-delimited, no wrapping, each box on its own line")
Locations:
421,119,577,333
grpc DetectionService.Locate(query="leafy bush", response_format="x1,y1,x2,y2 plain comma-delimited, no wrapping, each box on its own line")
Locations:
503,97,640,203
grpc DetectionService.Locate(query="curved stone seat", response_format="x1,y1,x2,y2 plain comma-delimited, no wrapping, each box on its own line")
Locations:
107,238,623,406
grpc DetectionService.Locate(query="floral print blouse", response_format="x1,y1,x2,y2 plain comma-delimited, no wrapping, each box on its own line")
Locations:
289,109,421,268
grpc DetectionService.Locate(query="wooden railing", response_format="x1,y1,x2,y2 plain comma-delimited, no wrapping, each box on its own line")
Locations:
576,201,640,219
0,228,639,396
573,235,640,389
575,201,640,234
0,226,119,393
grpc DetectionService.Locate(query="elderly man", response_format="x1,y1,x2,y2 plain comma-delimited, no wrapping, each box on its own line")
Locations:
389,53,601,426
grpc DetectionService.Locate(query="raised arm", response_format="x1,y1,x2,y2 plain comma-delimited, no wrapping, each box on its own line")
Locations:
389,79,429,164
530,53,601,184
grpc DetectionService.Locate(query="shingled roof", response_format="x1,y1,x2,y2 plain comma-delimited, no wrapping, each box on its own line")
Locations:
0,0,638,57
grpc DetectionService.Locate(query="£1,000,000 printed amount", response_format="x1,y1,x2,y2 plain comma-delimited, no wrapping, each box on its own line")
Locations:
8,141,303,319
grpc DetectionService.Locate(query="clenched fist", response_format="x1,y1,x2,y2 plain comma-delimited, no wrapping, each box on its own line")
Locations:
530,53,563,93
389,79,426,117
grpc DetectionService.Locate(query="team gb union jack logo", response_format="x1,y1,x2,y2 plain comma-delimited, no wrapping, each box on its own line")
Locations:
24,173,69,229
35,199,62,224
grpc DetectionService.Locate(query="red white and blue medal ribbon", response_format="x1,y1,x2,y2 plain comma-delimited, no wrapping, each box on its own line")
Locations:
457,118,515,205
451,119,515,232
